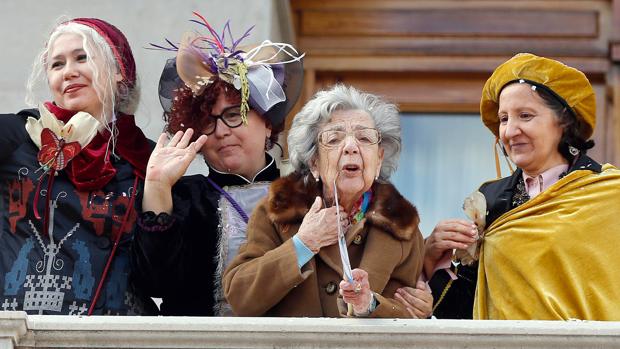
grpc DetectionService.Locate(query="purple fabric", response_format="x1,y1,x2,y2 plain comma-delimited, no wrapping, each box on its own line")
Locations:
206,177,249,223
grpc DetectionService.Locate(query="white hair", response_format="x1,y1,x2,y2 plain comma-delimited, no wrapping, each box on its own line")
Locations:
25,21,139,121
288,84,401,180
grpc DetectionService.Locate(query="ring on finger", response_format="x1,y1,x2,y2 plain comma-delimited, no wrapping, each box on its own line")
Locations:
354,283,362,294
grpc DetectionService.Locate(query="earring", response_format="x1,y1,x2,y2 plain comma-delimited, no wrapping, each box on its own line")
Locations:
568,145,579,156
264,137,273,150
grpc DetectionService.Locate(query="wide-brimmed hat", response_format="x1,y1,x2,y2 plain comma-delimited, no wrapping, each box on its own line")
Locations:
154,12,304,128
480,53,596,140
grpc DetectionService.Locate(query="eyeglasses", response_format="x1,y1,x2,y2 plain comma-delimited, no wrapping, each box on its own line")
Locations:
318,128,381,148
203,106,244,135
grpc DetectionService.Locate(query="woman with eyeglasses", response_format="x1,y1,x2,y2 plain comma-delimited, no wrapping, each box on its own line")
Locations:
223,84,426,318
130,15,303,316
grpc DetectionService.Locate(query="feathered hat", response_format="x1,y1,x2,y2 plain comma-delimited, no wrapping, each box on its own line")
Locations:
153,12,304,128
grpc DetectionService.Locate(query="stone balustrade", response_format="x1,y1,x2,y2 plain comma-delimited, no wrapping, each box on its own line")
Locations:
0,311,619,348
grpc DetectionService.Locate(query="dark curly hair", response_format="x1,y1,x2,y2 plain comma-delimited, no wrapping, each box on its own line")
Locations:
164,77,282,147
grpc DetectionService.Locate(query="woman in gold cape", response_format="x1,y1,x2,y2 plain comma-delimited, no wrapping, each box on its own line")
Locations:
408,53,620,320
475,160,620,320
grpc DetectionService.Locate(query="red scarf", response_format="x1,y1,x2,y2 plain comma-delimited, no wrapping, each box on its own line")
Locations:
43,102,151,191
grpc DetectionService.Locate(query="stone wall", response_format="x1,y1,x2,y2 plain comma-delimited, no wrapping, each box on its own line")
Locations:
0,312,619,349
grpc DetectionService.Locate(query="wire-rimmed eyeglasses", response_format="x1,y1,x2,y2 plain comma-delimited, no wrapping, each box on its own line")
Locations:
318,128,381,148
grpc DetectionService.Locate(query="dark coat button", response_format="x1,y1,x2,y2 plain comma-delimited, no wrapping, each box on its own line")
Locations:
96,236,111,249
353,234,363,245
325,281,337,295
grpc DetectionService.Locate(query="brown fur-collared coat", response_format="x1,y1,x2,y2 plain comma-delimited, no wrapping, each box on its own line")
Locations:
223,172,424,317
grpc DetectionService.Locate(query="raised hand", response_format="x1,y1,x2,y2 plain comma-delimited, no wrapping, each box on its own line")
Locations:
145,129,207,186
142,129,207,214
296,196,347,253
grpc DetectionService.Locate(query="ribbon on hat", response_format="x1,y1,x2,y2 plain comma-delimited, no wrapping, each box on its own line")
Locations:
244,40,303,113
150,12,304,124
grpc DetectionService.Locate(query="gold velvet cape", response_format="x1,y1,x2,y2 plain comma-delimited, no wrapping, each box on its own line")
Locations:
473,164,620,320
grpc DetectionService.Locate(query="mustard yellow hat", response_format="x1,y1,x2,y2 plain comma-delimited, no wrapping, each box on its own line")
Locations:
480,53,596,139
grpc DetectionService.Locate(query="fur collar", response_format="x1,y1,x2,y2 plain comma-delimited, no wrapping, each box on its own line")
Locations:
267,172,419,241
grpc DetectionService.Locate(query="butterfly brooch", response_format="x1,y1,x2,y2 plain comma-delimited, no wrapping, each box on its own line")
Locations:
25,104,100,222
37,127,82,172
26,104,100,176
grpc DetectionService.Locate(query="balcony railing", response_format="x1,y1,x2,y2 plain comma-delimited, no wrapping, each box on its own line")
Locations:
1,311,619,348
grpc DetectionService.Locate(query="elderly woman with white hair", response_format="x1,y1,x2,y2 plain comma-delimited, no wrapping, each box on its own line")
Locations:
223,84,425,318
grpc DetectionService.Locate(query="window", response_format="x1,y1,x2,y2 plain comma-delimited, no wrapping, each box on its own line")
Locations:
390,114,511,236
